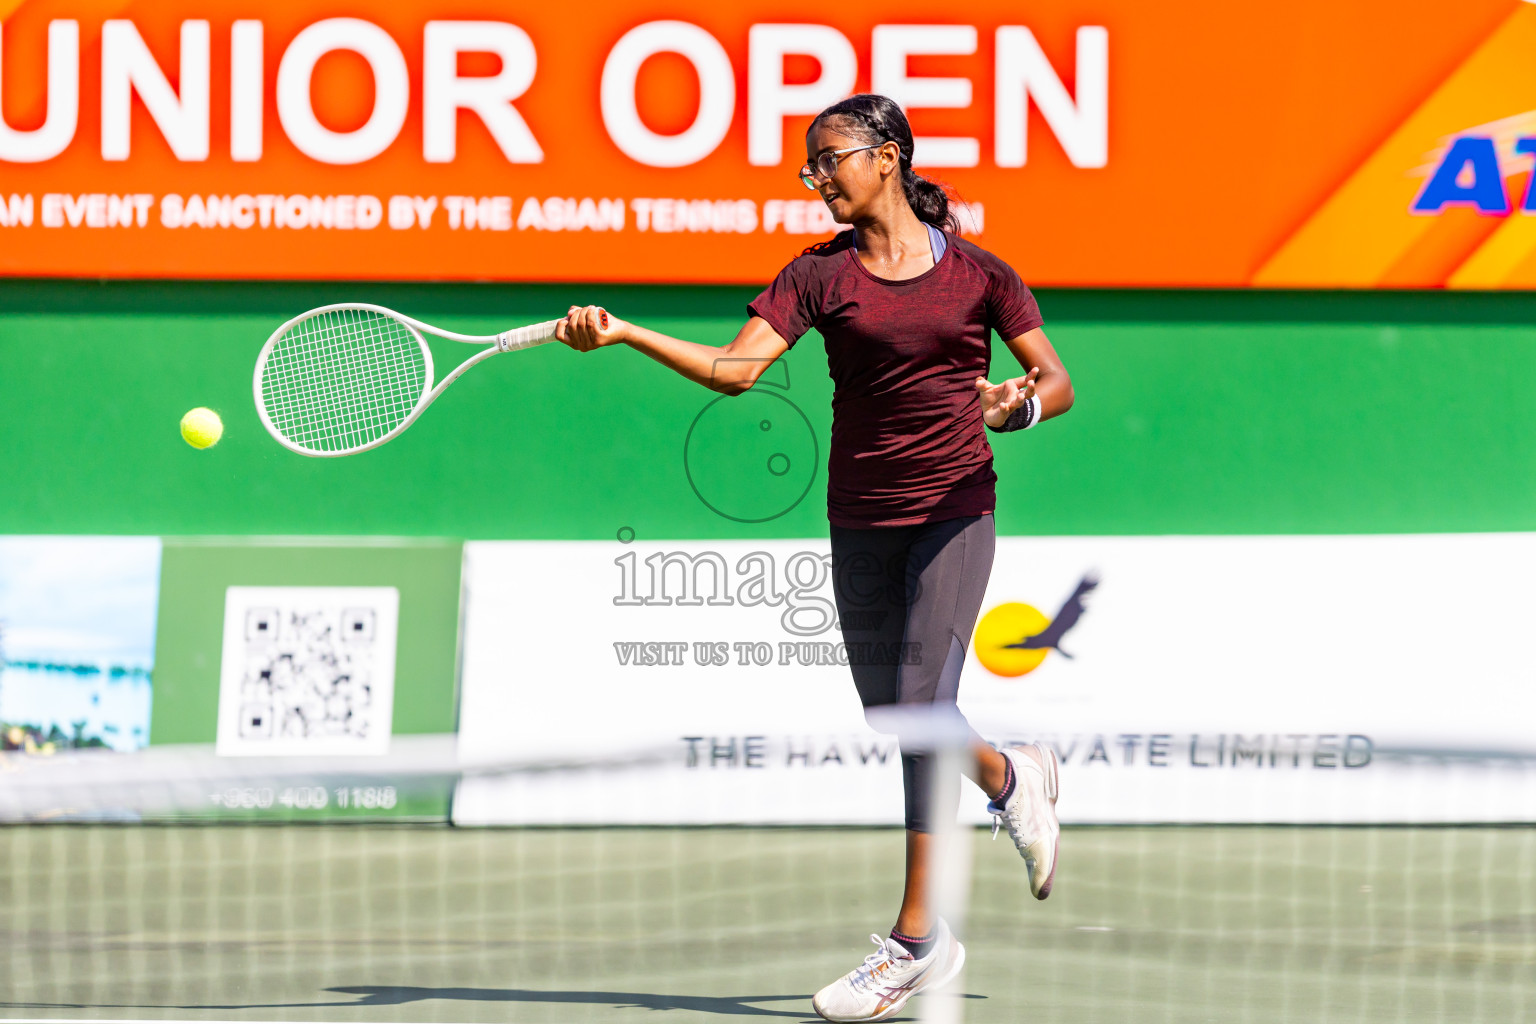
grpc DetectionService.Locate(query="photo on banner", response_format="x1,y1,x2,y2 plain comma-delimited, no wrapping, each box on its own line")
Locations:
0,536,161,752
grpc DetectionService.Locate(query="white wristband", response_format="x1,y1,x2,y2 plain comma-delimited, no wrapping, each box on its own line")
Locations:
987,395,1041,433
1023,395,1041,429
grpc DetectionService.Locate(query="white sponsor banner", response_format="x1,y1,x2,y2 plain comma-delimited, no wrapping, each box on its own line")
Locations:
453,535,1536,824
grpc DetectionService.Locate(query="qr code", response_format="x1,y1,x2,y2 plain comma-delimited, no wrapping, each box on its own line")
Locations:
216,587,399,756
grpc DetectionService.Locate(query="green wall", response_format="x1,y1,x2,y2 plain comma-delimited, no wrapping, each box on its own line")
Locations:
3,281,1535,539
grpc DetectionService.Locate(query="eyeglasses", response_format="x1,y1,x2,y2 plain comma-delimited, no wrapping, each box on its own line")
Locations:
798,144,884,190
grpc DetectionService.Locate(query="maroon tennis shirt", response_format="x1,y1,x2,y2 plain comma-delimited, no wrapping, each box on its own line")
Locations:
747,227,1044,529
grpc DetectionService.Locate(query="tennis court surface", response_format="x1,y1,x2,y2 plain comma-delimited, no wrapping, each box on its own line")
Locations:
3,825,1533,1023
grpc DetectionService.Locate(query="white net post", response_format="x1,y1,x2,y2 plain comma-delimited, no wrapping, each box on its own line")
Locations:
921,737,975,1024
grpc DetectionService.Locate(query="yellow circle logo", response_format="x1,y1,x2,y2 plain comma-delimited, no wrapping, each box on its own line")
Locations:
974,602,1052,677
972,574,1100,677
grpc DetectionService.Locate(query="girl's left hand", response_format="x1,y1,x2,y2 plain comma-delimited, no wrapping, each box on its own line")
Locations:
975,367,1040,428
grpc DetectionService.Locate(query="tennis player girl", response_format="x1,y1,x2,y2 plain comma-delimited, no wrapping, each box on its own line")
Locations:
557,94,1073,1024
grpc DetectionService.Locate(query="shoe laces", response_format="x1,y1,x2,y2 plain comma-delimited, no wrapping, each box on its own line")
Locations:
850,934,901,992
990,767,1033,844
991,801,1027,841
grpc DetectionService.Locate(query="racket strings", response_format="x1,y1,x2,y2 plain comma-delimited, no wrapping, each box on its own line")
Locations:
260,309,430,453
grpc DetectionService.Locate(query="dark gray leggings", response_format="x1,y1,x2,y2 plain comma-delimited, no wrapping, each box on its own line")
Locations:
829,514,996,832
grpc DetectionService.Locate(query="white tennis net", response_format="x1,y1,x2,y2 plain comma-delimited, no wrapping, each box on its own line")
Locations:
1,735,1534,1023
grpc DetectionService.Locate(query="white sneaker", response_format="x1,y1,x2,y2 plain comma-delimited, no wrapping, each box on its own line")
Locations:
811,918,966,1022
986,742,1061,899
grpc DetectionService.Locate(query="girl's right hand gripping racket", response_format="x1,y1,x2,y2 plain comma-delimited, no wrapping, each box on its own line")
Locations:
253,303,600,457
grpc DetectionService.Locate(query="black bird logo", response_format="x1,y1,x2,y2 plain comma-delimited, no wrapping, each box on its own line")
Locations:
1003,574,1098,659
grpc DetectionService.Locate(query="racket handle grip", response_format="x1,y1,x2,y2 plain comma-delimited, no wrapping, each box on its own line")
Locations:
496,319,562,352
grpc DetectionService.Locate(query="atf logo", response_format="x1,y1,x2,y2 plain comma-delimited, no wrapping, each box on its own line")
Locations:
1252,6,1536,289
973,574,1097,678
1411,129,1536,215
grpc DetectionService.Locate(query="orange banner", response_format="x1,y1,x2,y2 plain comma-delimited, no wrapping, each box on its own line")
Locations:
0,0,1529,285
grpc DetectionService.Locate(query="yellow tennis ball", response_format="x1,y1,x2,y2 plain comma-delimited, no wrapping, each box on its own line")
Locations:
180,407,223,449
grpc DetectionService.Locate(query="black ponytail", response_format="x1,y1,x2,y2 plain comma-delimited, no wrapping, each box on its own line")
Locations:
809,94,958,231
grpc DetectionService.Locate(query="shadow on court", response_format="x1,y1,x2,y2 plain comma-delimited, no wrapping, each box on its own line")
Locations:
312,986,819,1017
0,986,983,1019
1,987,816,1019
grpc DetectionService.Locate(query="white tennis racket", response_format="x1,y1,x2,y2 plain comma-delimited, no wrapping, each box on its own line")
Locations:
253,303,592,457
